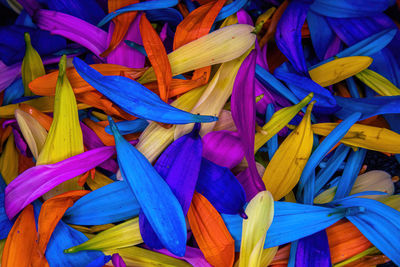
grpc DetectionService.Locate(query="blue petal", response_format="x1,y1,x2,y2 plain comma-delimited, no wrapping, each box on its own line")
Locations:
334,148,366,200
109,117,187,256
315,144,350,195
47,221,104,267
146,8,183,27
105,119,149,135
310,0,395,18
0,25,66,66
196,158,246,215
295,230,331,267
47,0,105,25
3,78,24,105
274,63,337,113
222,201,345,251
63,181,140,225
266,104,278,160
215,0,248,22
334,95,400,120
85,255,112,267
0,192,13,239
307,10,335,60
73,57,217,124
298,112,361,203
97,0,179,27
337,197,400,265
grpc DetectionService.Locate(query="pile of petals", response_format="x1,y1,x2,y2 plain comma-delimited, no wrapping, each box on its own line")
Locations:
1,0,400,266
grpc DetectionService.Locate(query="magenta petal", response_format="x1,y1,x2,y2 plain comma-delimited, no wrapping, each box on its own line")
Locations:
34,10,108,57
80,123,118,173
275,0,312,74
111,253,126,267
156,246,212,267
106,13,145,68
5,146,116,219
237,9,254,26
202,130,245,169
231,50,265,193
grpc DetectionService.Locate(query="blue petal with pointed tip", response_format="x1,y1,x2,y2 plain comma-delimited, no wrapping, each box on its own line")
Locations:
335,95,400,121
73,57,217,124
108,117,187,256
63,181,140,225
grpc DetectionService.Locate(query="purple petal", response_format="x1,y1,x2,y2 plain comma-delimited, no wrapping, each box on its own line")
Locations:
202,130,244,169
256,41,268,70
0,61,21,91
275,0,312,74
111,253,126,267
139,124,202,250
12,127,30,157
295,230,332,267
106,13,145,68
155,246,212,267
236,168,262,202
231,50,265,194
5,146,116,219
34,9,108,57
16,0,41,17
237,9,253,26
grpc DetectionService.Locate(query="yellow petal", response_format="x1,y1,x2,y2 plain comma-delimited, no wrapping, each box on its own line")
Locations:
355,69,400,96
106,246,191,267
256,7,276,26
174,48,252,138
138,24,256,83
238,191,274,267
262,101,314,200
0,133,19,184
314,170,394,204
334,247,380,267
21,32,45,96
380,195,400,211
0,97,90,119
36,55,84,198
254,93,313,152
309,56,373,87
14,109,47,159
136,85,206,163
312,123,400,154
85,171,114,191
259,246,278,267
69,224,115,234
65,217,142,253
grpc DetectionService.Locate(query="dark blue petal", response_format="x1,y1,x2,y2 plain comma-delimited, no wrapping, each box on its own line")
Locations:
310,0,395,18
196,158,246,215
47,0,105,25
307,10,335,60
295,230,332,267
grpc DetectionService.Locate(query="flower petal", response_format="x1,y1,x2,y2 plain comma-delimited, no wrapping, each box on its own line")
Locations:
73,57,217,124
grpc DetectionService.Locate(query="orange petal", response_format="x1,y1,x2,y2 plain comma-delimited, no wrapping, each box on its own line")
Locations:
37,191,90,252
2,205,37,267
187,192,235,267
19,104,53,131
140,14,172,102
100,0,139,57
29,64,146,96
75,91,136,120
327,220,372,264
